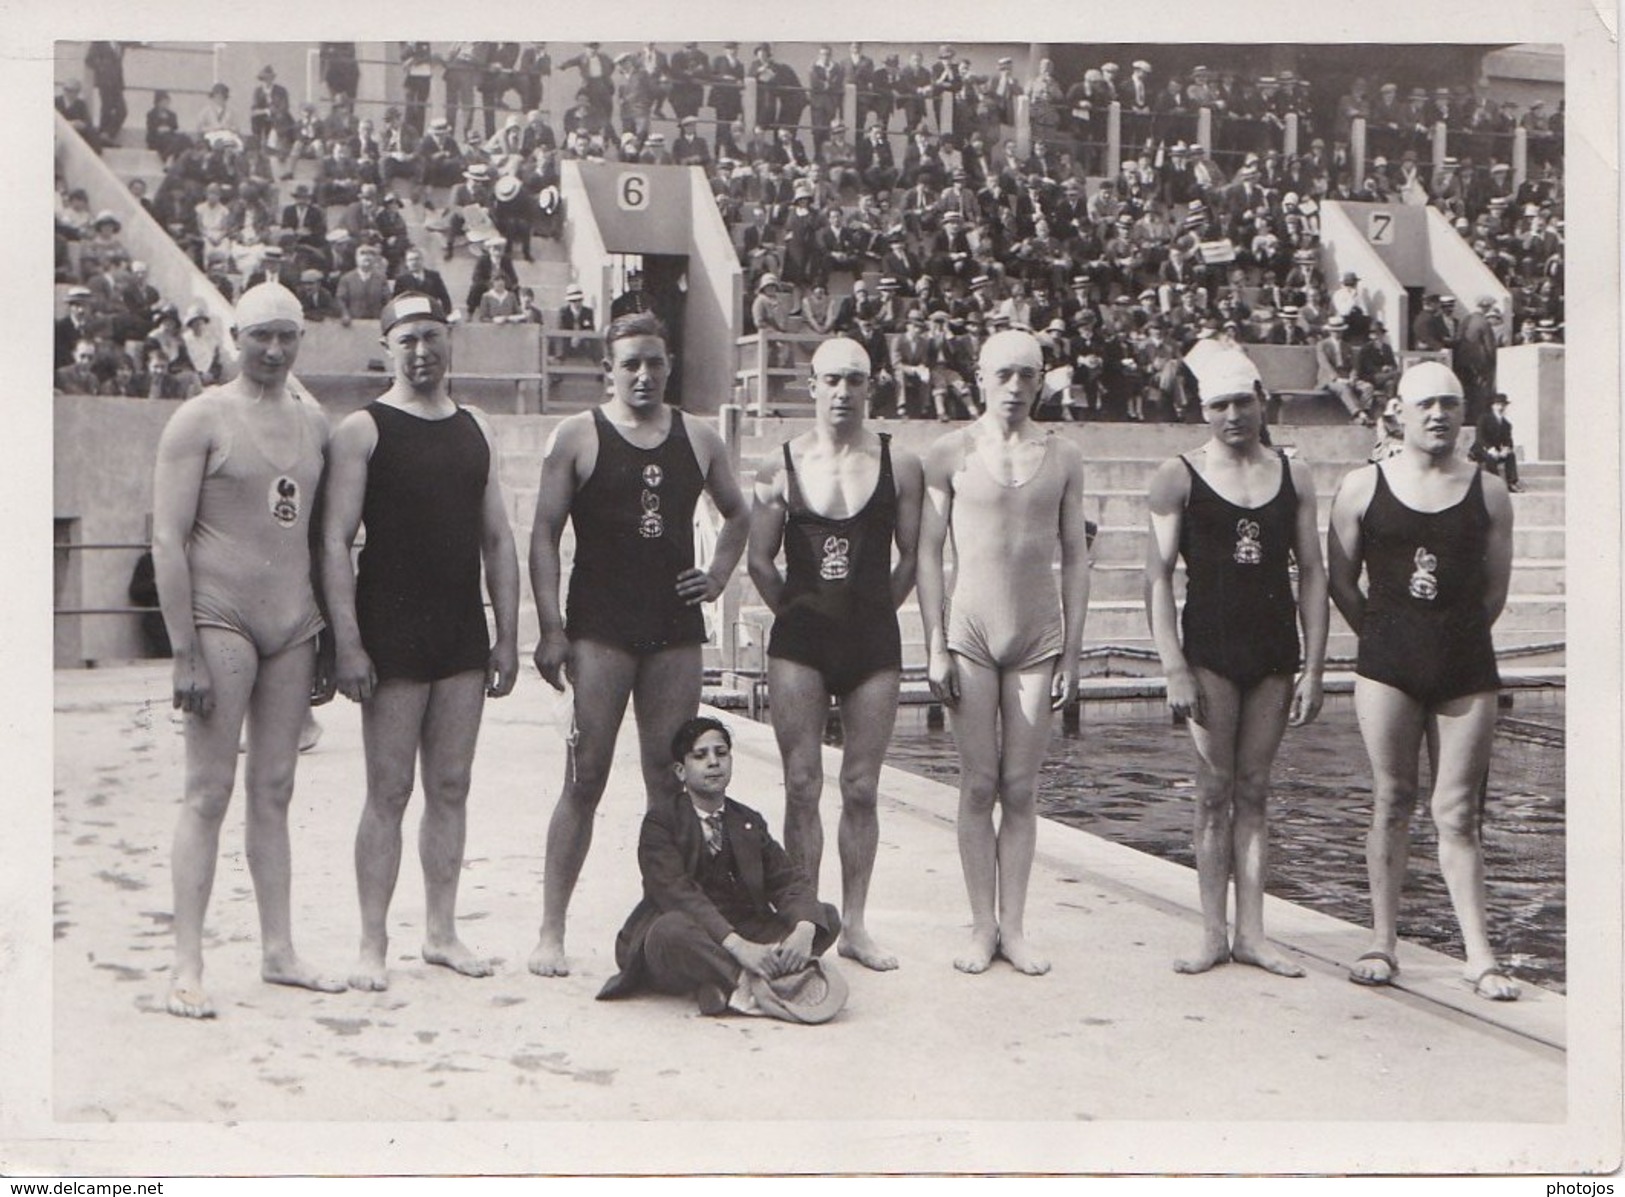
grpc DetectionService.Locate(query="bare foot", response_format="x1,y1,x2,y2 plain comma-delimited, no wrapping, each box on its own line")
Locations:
167,973,216,1019
953,925,999,975
838,927,899,972
261,952,348,994
526,934,570,978
1231,938,1307,978
1173,935,1232,975
348,942,390,992
995,932,1051,976
424,937,494,978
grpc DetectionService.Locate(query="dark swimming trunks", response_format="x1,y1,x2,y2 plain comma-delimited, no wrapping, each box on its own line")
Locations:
767,434,901,696
566,407,707,654
1178,452,1302,690
1355,465,1501,706
355,402,492,682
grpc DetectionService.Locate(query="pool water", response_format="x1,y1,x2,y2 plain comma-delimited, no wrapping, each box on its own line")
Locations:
867,690,1567,992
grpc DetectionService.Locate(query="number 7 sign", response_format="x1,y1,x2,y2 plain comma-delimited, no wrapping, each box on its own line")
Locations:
1367,210,1394,245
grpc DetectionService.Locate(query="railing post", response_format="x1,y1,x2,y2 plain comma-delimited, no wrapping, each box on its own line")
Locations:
1014,94,1032,163
1283,111,1299,159
1512,126,1529,190
1432,121,1449,174
1351,116,1367,187
212,43,227,87
843,81,858,142
756,332,768,417
1106,100,1121,173
306,47,321,107
1196,106,1213,157
716,403,743,671
539,331,551,413
743,76,758,135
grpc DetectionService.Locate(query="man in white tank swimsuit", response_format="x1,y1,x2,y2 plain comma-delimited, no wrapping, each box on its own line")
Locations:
151,282,345,1018
918,330,1092,975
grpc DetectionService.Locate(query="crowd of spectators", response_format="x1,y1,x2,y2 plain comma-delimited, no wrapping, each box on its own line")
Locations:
54,41,1565,413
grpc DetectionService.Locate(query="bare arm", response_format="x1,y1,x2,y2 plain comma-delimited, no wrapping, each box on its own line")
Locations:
889,446,924,609
1288,457,1329,726
1143,456,1200,723
150,398,215,715
1479,469,1514,625
745,456,790,615
318,410,376,701
1053,441,1091,708
1326,464,1375,635
469,407,521,697
683,419,750,605
528,416,588,689
917,435,958,705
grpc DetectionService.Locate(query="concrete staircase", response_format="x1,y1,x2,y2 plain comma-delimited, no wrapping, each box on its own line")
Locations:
487,416,1565,679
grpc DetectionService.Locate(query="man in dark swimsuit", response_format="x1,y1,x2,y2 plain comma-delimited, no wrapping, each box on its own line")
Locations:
1146,347,1328,977
527,312,751,977
1328,361,1519,1000
321,293,521,991
746,337,924,972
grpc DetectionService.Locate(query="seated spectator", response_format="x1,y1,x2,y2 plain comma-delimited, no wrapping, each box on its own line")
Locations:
77,211,128,281
316,139,364,206
193,182,233,271
55,339,102,394
295,267,342,321
194,82,238,140
57,80,100,151
392,245,454,315
1315,315,1373,423
465,236,517,314
335,243,391,325
475,271,524,323
180,305,225,385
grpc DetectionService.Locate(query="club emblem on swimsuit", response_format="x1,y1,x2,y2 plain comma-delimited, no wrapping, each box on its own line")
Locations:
638,489,664,539
1409,547,1439,601
1233,519,1262,565
642,463,664,489
268,476,301,528
819,535,852,581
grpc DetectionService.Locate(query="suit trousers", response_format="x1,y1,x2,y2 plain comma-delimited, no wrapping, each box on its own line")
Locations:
640,906,841,1003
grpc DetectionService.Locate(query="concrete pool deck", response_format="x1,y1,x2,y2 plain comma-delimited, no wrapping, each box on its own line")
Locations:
27,663,1596,1174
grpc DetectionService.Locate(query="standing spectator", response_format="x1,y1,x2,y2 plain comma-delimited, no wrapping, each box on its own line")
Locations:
897,51,933,132
441,42,483,139
614,53,655,145
1026,58,1064,144
844,42,878,129
709,42,746,130
559,42,616,120
322,43,360,102
807,45,841,151
85,41,130,143
400,43,436,140
665,43,706,121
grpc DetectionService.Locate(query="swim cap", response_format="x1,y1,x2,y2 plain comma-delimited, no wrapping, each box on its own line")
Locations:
234,282,305,331
1187,346,1261,404
810,337,870,377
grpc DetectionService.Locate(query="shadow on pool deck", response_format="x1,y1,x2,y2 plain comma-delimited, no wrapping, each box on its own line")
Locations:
39,664,1578,1173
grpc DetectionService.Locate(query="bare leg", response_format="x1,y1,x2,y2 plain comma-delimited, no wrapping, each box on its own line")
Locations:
529,639,637,977
245,638,345,993
629,643,705,808
1177,667,1241,974
1351,677,1426,984
169,628,258,1018
351,678,433,991
770,657,831,890
990,663,1057,975
417,671,493,977
1427,692,1517,999
833,669,902,970
950,655,1002,973
1225,674,1304,977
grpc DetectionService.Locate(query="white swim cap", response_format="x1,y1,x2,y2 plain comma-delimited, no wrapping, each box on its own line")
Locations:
1185,344,1260,404
810,336,871,376
235,282,305,331
1396,360,1464,403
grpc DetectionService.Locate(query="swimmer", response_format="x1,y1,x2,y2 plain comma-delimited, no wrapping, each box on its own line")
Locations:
747,336,924,971
151,282,345,1018
1145,348,1328,977
1328,361,1519,1001
321,293,520,992
917,330,1091,975
527,312,750,977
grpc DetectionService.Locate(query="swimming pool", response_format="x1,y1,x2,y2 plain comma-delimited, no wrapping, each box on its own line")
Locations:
871,689,1567,992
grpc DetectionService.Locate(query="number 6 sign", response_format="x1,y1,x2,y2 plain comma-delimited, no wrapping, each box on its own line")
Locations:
618,171,650,212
